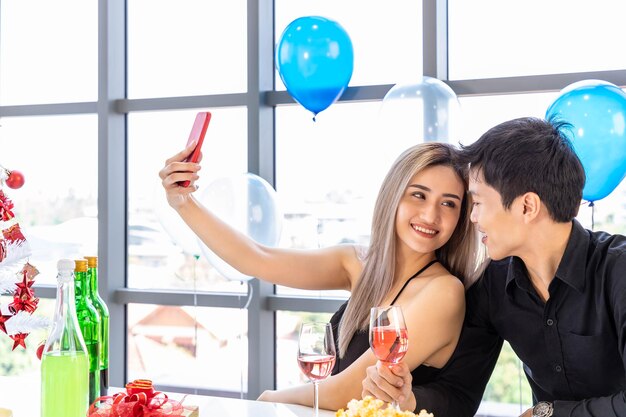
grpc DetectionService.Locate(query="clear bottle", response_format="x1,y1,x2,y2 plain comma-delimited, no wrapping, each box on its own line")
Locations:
74,259,101,405
85,255,110,395
41,259,89,417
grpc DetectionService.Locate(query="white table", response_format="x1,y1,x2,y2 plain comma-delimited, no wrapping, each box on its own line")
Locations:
0,375,335,417
182,395,335,417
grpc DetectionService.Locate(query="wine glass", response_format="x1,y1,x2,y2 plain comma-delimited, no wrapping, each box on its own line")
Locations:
298,322,336,417
369,305,409,409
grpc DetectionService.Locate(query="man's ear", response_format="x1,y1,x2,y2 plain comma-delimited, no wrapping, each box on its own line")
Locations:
520,192,541,222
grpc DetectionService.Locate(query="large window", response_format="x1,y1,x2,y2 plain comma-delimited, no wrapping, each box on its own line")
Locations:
127,0,248,98
2,1,626,416
0,0,97,105
448,0,626,80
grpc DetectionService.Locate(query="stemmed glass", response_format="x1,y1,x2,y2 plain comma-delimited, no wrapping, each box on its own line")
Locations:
298,322,337,417
369,305,409,409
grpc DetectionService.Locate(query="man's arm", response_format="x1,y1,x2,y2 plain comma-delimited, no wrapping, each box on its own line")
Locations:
412,279,504,417
547,252,626,417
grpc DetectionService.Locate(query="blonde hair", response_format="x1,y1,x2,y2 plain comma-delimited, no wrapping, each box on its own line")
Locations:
338,142,483,357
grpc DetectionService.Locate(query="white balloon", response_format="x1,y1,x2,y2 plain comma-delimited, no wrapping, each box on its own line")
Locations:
153,184,201,257
197,173,282,282
379,76,461,143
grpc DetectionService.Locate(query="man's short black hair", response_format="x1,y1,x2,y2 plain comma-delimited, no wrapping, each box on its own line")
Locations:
459,117,585,222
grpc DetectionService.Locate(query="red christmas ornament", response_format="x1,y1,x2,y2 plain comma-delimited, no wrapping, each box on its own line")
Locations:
5,170,25,189
21,262,40,281
36,340,46,360
0,315,9,334
0,190,15,220
10,292,39,314
15,270,35,298
10,333,28,350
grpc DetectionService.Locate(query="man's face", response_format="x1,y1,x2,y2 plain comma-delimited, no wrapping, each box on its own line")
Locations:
468,169,526,260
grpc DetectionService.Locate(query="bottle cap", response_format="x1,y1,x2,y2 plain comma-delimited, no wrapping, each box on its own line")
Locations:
74,259,88,273
57,259,75,272
85,256,98,268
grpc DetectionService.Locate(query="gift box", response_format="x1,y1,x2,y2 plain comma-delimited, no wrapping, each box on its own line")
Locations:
88,379,199,417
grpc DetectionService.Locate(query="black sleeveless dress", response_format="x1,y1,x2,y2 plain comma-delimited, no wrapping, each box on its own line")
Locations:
329,259,442,385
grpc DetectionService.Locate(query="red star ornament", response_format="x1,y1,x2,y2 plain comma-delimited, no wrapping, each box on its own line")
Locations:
10,333,28,350
0,315,10,334
15,271,35,299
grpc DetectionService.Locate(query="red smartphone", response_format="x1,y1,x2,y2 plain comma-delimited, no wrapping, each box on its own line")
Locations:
179,111,211,187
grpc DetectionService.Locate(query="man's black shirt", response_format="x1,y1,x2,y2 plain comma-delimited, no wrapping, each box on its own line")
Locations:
413,220,626,417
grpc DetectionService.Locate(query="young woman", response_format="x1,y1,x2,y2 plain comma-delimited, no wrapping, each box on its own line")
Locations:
159,142,483,411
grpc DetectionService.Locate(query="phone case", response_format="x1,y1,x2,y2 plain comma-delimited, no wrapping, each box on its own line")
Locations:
179,111,211,187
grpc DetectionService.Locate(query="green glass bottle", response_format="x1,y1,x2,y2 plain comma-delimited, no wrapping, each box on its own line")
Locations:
85,255,110,395
74,259,101,405
41,259,89,417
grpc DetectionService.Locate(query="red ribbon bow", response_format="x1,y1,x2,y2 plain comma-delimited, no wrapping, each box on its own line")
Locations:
10,292,39,314
88,379,187,417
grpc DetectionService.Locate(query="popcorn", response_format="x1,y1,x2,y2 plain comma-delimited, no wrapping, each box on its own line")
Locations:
335,396,433,417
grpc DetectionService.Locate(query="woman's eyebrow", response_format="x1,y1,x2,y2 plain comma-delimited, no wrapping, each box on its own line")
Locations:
408,184,461,201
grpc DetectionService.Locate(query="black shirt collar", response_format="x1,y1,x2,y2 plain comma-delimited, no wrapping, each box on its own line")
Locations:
505,220,588,295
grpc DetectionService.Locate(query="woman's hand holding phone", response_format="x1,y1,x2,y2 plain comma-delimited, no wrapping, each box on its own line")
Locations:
159,111,211,210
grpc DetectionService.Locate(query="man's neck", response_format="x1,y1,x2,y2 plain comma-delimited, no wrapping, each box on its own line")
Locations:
517,221,573,302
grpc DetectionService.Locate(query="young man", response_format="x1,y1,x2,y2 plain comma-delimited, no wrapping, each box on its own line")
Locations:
361,117,626,417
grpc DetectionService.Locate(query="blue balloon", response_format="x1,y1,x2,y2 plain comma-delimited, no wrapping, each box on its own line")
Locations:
276,16,354,116
546,80,626,202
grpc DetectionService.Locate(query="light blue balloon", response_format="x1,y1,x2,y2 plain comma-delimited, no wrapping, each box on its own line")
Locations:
381,77,461,143
546,79,626,202
276,16,354,117
196,173,282,282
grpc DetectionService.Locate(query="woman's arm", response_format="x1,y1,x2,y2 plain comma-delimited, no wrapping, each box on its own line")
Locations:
259,346,378,410
399,275,466,370
260,275,466,411
159,145,358,291
361,275,466,411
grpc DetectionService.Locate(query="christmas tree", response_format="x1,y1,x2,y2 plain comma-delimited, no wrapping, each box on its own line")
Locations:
0,174,48,351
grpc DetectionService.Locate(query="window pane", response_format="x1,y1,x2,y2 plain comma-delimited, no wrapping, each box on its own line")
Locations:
457,92,557,145
275,0,422,88
449,0,626,80
0,0,97,105
127,304,247,393
586,178,626,233
276,311,333,390
478,342,532,417
275,102,419,297
0,115,98,284
127,108,248,292
127,0,247,98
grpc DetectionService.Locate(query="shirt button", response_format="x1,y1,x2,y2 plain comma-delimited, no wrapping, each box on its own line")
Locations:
555,365,562,372
546,319,554,326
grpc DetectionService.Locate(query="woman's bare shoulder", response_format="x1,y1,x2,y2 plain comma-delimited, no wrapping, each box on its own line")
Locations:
405,269,465,310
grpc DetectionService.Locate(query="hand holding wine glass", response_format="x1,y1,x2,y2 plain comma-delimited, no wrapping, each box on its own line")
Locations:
369,305,409,409
298,322,336,417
